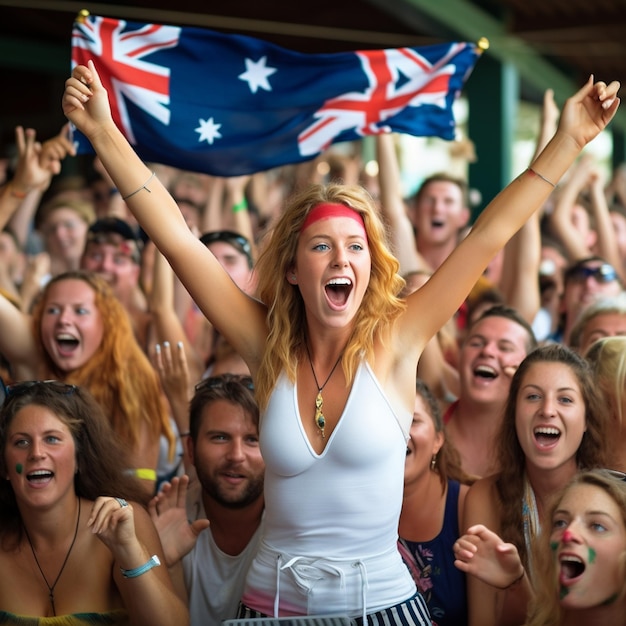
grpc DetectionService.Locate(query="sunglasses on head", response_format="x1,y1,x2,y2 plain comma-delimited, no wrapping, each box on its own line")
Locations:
0,379,77,407
605,469,626,482
194,375,254,393
566,263,618,284
199,230,253,266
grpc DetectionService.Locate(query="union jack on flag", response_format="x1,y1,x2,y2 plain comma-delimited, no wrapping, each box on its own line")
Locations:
71,14,482,176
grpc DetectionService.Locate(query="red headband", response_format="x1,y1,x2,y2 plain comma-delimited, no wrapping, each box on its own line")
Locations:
300,203,366,236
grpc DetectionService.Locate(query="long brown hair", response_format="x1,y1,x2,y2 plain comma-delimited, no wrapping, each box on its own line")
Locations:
0,382,149,546
495,344,608,567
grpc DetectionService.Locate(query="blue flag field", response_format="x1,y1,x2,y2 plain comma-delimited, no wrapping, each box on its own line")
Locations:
71,14,482,176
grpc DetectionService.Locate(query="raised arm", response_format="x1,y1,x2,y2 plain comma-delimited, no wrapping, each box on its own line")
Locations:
588,165,625,281
0,292,40,379
90,496,189,625
149,248,203,385
63,61,268,374
402,77,620,350
0,125,75,244
547,155,597,262
376,133,430,274
499,89,559,323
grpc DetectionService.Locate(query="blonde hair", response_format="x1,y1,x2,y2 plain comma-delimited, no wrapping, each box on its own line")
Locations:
31,271,175,459
585,335,626,427
526,469,626,626
254,183,406,409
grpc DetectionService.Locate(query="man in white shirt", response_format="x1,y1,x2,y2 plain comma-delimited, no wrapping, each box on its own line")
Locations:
150,374,264,625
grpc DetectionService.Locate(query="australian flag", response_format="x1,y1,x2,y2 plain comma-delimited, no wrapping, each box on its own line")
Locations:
71,14,482,176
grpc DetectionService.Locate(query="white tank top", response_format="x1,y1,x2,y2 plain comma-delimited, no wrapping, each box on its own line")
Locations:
242,361,416,617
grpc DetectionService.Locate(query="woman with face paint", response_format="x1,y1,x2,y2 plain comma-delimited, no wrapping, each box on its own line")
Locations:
0,271,176,495
0,380,188,624
63,60,619,623
453,344,609,626
526,469,626,626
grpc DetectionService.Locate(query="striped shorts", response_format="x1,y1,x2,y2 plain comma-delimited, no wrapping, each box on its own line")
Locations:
236,591,432,625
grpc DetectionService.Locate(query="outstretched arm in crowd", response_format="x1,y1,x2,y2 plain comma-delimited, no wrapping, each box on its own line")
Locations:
149,248,204,385
499,88,559,324
376,133,430,275
0,125,75,245
400,77,620,365
63,61,268,376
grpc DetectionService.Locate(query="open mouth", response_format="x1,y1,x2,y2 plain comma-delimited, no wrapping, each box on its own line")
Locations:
325,278,352,307
534,426,561,446
560,555,585,583
27,470,54,484
473,364,497,379
55,333,79,353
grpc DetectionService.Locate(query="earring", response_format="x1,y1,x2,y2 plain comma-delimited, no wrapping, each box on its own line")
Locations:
430,454,437,471
290,274,297,283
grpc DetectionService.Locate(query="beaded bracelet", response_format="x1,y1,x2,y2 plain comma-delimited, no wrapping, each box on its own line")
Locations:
120,554,161,578
527,166,556,188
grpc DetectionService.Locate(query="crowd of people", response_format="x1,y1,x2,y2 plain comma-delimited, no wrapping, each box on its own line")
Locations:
0,55,623,625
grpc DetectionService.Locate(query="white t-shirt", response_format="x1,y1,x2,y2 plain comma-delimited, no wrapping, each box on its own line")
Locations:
183,518,263,625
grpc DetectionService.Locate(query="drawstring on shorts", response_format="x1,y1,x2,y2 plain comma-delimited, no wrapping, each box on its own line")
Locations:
273,553,368,621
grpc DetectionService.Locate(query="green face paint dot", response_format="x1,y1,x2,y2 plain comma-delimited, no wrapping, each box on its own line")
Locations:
560,586,569,600
588,547,596,564
550,541,558,552
15,463,22,475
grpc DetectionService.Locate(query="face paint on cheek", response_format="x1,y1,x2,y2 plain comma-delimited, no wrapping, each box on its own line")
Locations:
560,586,570,600
588,547,597,564
550,541,558,552
15,463,22,475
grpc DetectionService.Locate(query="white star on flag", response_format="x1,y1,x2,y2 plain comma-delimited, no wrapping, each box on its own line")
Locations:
195,118,222,144
238,56,277,93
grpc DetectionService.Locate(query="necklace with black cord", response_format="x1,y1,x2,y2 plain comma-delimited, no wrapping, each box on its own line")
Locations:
23,497,81,617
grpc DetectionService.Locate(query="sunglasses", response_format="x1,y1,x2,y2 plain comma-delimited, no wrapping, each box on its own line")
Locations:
194,374,254,393
566,263,618,284
0,379,77,407
605,469,626,482
199,230,253,267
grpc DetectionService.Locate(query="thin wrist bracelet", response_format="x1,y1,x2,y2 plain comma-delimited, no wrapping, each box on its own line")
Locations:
122,171,156,200
497,568,525,590
120,554,161,578
527,166,556,188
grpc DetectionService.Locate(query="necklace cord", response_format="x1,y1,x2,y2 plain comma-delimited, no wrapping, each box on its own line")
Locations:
305,343,343,439
24,497,81,617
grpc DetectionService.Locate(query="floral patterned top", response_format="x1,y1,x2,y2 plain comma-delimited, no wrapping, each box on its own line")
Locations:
398,480,467,626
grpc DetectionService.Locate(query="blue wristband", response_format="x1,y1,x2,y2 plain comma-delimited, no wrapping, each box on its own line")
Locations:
120,554,161,578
